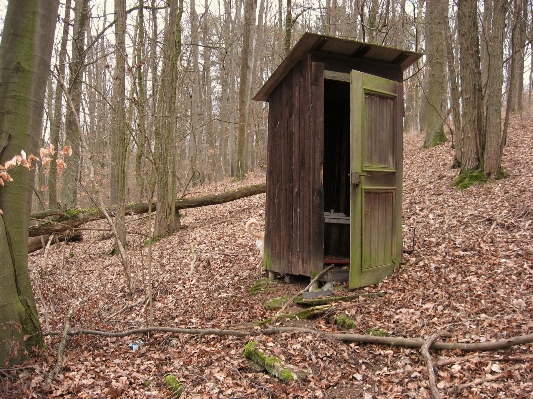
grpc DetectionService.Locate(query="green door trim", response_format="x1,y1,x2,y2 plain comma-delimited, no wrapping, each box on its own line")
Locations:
350,71,402,288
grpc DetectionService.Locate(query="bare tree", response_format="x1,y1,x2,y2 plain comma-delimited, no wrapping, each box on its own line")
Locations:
61,0,89,208
235,0,257,179
49,0,72,208
423,0,447,148
457,0,482,171
0,0,60,366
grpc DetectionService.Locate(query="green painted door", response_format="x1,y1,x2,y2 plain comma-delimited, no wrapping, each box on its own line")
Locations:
349,71,403,289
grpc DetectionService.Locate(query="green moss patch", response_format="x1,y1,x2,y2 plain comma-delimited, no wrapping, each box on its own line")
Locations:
263,296,292,310
453,169,485,189
331,313,356,330
164,374,183,396
367,328,389,337
243,341,305,382
250,278,276,295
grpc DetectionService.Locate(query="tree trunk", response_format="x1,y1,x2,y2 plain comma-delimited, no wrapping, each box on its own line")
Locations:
482,0,509,179
236,0,257,179
457,0,482,171
113,0,128,246
61,0,89,208
423,0,446,148
284,0,292,56
203,0,216,183
48,0,72,208
445,9,462,166
0,0,60,366
153,0,183,237
134,0,148,203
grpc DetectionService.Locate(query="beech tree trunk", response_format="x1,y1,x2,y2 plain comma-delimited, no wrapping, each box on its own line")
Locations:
235,0,256,179
423,0,446,148
60,0,89,208
48,0,72,208
482,0,509,179
153,0,183,237
0,0,59,366
445,9,462,165
113,0,128,246
457,0,483,171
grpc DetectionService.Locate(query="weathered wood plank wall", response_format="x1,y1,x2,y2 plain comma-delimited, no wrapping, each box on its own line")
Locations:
264,55,324,277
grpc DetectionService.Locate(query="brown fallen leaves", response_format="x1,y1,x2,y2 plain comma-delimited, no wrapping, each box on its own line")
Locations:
2,110,533,398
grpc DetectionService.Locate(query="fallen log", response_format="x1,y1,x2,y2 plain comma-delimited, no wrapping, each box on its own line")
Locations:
29,182,266,237
28,232,83,253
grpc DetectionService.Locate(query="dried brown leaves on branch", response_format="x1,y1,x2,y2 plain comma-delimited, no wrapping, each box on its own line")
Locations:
2,112,532,398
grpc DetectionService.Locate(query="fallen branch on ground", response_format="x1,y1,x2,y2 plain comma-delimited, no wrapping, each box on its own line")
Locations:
43,306,76,392
421,332,451,399
42,325,533,352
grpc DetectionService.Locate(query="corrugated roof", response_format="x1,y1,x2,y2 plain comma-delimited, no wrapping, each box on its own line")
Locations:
254,32,423,102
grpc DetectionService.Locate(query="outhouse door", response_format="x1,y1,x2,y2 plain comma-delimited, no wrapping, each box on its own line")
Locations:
349,71,403,289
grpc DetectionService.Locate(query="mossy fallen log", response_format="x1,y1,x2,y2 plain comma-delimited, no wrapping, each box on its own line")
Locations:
29,183,266,237
294,290,387,306
243,341,308,382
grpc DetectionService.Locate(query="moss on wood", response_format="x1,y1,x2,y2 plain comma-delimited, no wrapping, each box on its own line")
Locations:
295,290,386,306
331,313,356,330
243,341,306,382
264,296,293,310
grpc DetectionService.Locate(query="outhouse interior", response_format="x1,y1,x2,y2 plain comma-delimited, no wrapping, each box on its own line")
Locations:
254,33,422,288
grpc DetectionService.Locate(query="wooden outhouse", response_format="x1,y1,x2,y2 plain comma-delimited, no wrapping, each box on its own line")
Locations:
253,33,422,289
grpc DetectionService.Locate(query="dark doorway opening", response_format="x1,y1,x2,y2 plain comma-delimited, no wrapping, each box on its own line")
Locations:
323,79,351,259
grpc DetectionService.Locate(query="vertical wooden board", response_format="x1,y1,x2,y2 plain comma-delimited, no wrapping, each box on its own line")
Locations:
280,71,294,274
394,83,403,264
298,57,311,276
266,85,283,272
291,63,301,276
310,60,325,278
265,87,278,271
349,71,363,286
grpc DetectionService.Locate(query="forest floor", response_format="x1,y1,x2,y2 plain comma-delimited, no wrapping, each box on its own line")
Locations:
3,109,533,398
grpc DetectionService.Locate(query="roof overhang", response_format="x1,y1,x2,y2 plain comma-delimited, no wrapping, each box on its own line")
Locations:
253,32,423,102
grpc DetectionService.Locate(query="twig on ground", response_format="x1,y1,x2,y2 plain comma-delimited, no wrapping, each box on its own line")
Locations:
33,235,54,331
43,306,76,392
421,332,451,399
447,365,523,396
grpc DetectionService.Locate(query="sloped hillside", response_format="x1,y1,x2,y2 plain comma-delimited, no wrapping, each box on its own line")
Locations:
4,110,532,398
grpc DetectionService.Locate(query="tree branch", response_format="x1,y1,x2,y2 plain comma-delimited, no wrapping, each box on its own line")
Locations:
41,325,533,353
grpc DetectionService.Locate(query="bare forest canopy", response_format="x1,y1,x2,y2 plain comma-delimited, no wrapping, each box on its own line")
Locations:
12,0,530,216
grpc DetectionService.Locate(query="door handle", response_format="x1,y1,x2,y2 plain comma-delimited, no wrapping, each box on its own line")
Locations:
351,171,369,186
